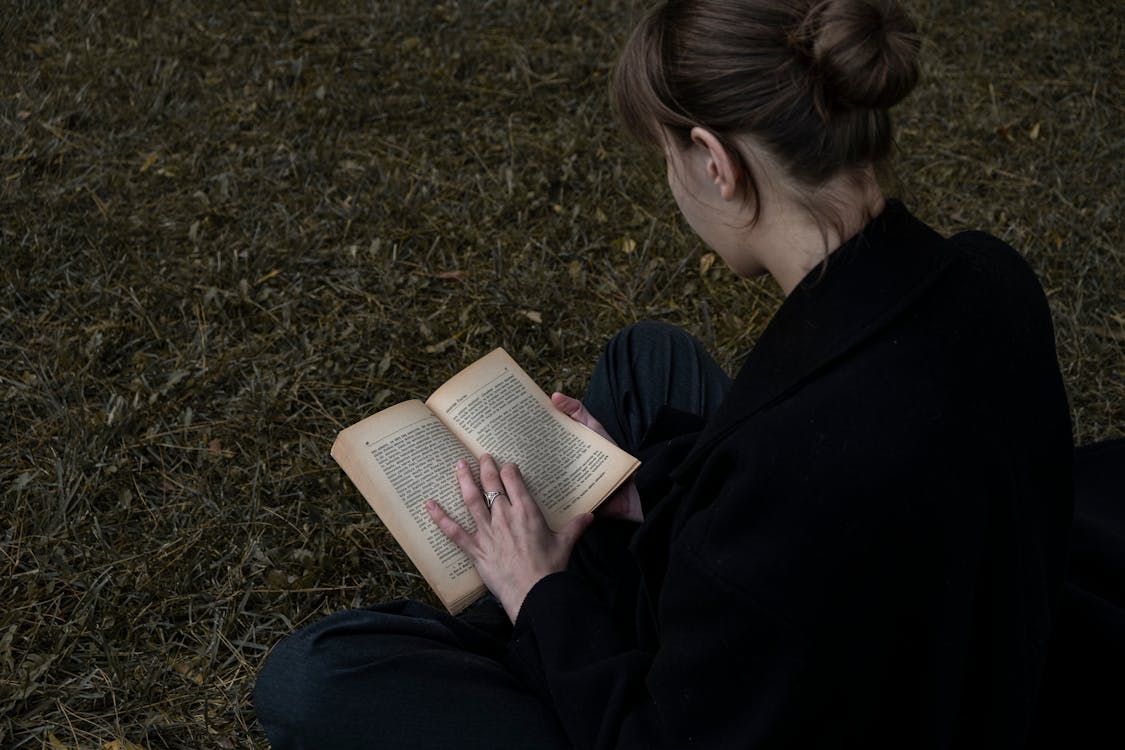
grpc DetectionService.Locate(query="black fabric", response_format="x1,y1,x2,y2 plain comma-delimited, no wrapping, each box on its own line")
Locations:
581,320,731,454
570,321,732,638
1033,438,1125,747
1067,439,1125,623
253,600,570,750
580,320,730,518
506,201,1076,748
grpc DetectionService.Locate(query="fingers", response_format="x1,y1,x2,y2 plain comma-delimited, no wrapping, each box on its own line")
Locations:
552,392,599,428
455,459,490,526
498,461,537,521
551,392,583,418
447,453,560,532
429,455,592,615
478,453,512,517
551,392,610,440
425,500,474,551
479,453,504,495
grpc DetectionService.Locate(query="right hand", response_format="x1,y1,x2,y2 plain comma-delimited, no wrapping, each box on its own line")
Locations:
551,392,643,523
426,454,592,623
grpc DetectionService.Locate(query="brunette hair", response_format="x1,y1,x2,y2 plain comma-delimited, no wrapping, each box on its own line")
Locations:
613,0,920,218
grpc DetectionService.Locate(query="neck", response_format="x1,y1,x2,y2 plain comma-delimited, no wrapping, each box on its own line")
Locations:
754,174,885,296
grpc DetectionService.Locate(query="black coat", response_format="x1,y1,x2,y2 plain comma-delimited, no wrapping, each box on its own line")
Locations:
507,202,1074,748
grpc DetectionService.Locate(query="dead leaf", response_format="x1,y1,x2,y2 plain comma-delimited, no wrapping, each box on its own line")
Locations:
434,270,467,281
207,438,222,456
521,310,543,324
699,252,716,275
47,732,69,750
424,337,457,354
255,269,281,285
139,153,158,173
614,237,636,254
172,660,204,686
1029,121,1041,140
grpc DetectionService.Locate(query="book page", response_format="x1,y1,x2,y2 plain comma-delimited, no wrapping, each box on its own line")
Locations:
330,400,484,612
427,349,639,530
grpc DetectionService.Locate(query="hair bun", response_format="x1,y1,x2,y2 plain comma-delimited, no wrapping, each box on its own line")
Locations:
811,0,920,110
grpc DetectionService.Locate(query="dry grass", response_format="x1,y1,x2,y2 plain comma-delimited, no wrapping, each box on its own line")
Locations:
2,0,1121,747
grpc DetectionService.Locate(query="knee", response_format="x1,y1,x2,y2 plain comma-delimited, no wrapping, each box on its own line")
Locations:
254,629,322,748
604,320,680,360
610,320,681,345
606,320,704,367
253,604,444,747
254,617,367,748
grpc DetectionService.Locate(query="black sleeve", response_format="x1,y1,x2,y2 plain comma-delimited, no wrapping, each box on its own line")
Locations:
504,463,869,750
506,550,819,749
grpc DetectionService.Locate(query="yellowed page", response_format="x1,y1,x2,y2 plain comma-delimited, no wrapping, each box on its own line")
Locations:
330,400,484,613
427,349,639,530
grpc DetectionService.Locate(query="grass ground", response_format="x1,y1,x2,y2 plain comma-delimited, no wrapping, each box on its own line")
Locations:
2,0,1121,747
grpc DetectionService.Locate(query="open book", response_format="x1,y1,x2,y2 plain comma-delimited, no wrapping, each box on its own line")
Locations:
331,348,640,614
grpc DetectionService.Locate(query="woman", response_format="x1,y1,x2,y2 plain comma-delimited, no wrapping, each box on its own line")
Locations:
255,0,1078,746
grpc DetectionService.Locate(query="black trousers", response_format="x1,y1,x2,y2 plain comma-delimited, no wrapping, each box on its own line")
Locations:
253,322,731,750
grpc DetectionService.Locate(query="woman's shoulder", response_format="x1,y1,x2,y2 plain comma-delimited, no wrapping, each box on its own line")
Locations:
937,226,1055,325
947,228,1036,275
877,205,1053,325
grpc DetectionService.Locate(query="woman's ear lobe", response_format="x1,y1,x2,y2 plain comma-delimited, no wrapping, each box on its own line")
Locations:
690,126,741,201
714,163,739,202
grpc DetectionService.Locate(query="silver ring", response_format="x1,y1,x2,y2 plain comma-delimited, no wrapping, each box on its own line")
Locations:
484,490,504,509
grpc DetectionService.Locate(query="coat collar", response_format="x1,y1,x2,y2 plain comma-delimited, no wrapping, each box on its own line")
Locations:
670,200,957,479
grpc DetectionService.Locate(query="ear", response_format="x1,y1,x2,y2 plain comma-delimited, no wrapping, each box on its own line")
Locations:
690,127,741,202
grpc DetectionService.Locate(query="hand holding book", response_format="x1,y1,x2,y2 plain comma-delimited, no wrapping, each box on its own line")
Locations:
425,453,595,623
550,392,644,523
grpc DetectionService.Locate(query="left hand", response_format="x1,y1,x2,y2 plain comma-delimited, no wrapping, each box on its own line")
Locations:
551,392,643,522
426,453,593,622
